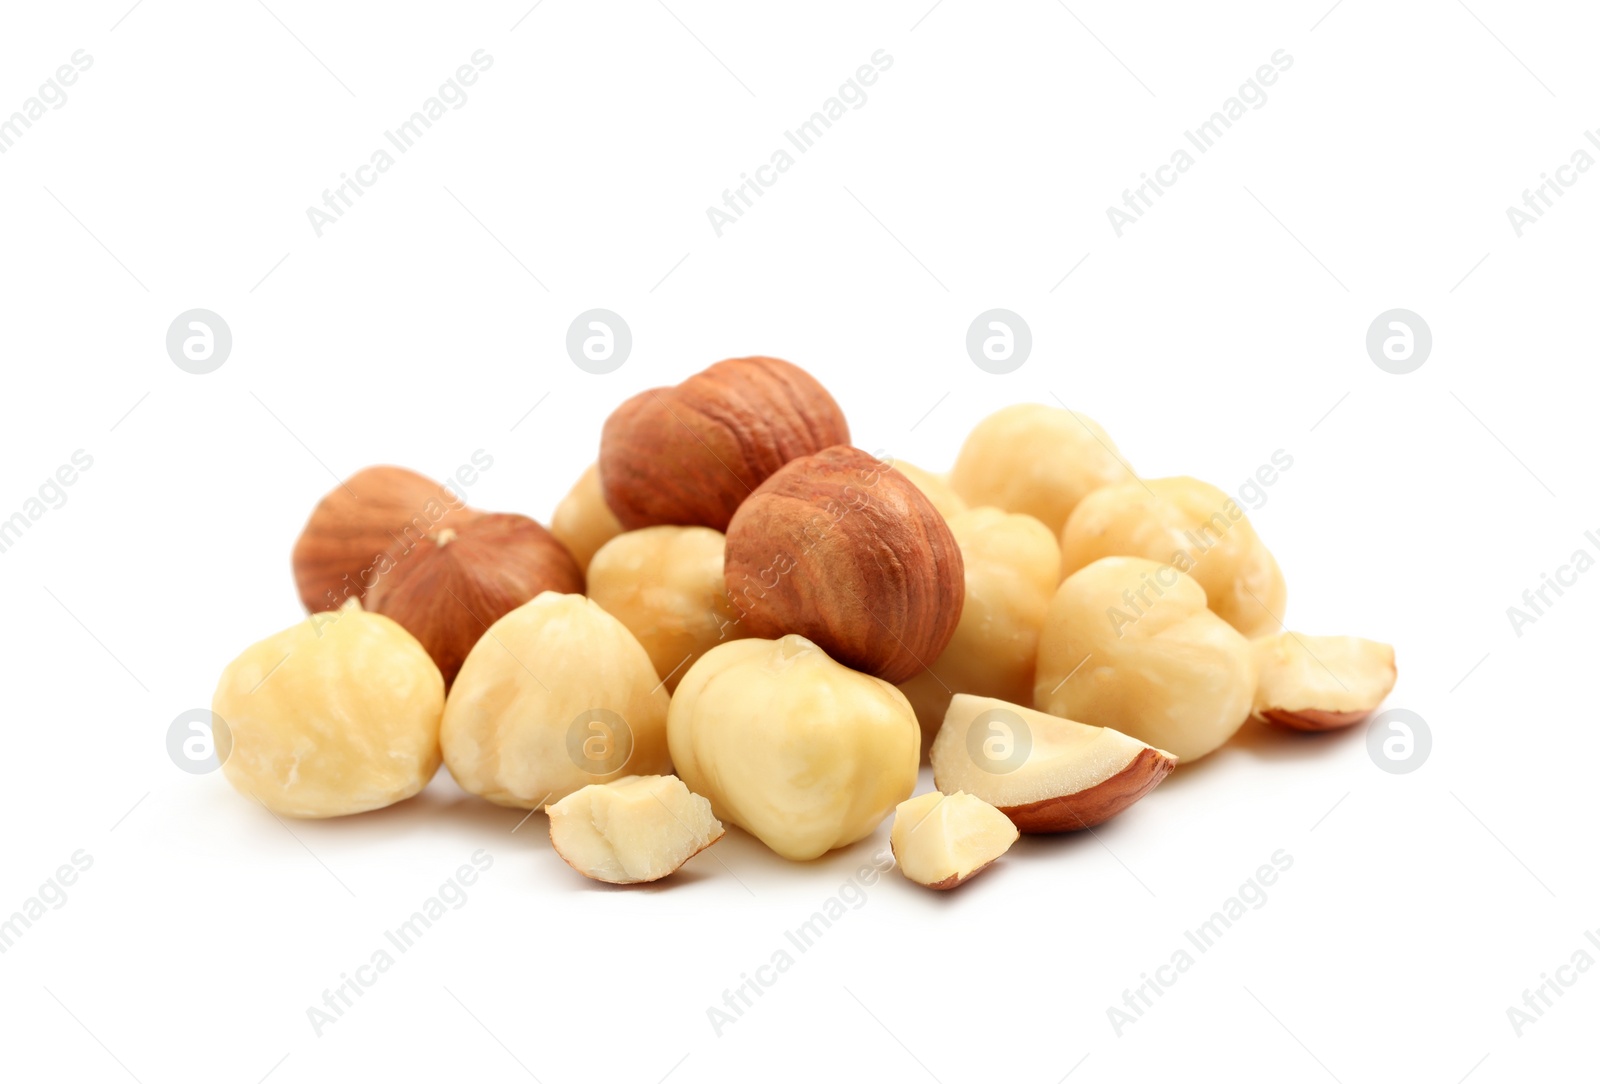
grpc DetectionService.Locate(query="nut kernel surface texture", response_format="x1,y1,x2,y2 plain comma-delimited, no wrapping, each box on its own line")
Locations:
1034,556,1257,762
550,462,624,572
586,525,744,692
598,355,850,531
1060,476,1287,638
442,592,671,809
898,506,1061,751
667,635,920,861
948,403,1131,536
212,608,445,818
722,446,964,685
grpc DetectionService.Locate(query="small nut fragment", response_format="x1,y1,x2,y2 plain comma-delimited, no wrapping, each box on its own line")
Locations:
291,466,475,612
890,790,1018,890
898,507,1060,754
668,635,919,861
1035,557,1256,762
931,694,1176,832
1252,633,1397,731
442,593,671,809
212,606,444,818
891,461,968,522
1060,476,1287,638
723,446,964,684
599,356,850,531
547,775,725,885
364,513,584,687
550,463,623,572
948,404,1131,535
585,525,745,692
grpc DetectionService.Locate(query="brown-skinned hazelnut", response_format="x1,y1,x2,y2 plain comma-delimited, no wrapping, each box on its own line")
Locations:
363,513,584,686
598,356,850,531
722,445,964,684
291,466,475,613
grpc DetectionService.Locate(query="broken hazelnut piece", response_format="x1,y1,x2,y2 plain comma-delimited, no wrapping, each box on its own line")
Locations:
723,446,964,684
547,775,725,885
291,465,475,613
599,356,850,531
1252,633,1397,731
931,694,1176,833
364,513,584,687
890,790,1018,889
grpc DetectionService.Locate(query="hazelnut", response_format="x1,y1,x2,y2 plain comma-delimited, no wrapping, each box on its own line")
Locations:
1252,633,1397,731
291,466,475,613
948,404,1132,535
550,462,623,572
585,525,745,692
1035,556,1256,762
667,635,919,861
890,790,1018,890
212,606,444,818
931,694,1176,832
441,593,671,809
1060,476,1287,638
598,356,850,531
547,775,724,885
363,513,584,687
723,446,964,684
890,460,968,521
898,507,1061,754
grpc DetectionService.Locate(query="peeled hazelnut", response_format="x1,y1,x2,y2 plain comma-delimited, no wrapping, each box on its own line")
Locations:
212,606,444,817
550,462,623,572
890,790,1018,890
1060,476,1287,638
291,466,475,613
1035,556,1256,762
898,507,1061,754
442,593,671,809
948,404,1132,536
667,635,919,861
585,525,744,692
891,461,968,522
932,694,1176,832
1252,633,1397,731
599,356,850,531
363,513,584,687
723,446,964,685
547,775,724,885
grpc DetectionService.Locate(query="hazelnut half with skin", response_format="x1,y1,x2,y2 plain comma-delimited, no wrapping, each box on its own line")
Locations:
212,606,444,818
585,525,745,692
550,462,623,572
668,635,919,861
1252,633,1397,731
599,356,851,531
442,593,671,809
723,446,964,685
363,513,584,687
931,694,1176,832
1035,556,1257,762
948,404,1132,536
1060,476,1287,639
291,465,476,613
890,790,1018,890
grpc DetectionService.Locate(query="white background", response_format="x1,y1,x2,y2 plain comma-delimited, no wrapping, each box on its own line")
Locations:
0,1,1594,1080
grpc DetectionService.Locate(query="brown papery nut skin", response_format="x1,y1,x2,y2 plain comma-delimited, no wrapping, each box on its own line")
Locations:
599,356,851,531
722,446,964,684
291,466,476,613
364,513,584,687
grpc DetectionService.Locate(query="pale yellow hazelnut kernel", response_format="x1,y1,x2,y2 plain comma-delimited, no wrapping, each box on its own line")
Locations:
550,463,623,572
